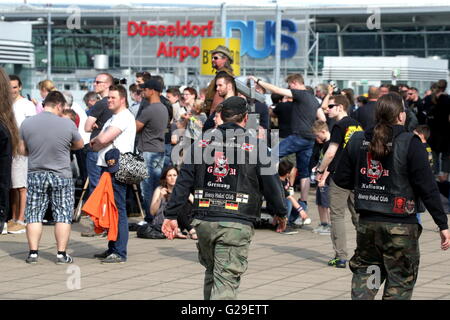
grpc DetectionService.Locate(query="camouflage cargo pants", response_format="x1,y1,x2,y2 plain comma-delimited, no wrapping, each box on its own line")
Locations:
349,220,422,300
192,219,254,300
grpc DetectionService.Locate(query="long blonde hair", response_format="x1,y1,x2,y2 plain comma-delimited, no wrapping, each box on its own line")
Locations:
0,68,20,156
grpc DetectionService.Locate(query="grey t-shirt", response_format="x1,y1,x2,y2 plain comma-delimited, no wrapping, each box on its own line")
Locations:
136,102,169,153
20,111,82,178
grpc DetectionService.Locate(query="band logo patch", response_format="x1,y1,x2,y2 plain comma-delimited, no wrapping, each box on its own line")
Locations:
225,201,239,210
393,197,406,214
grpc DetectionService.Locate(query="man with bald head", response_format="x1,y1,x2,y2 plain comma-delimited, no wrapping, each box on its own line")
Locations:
353,86,379,130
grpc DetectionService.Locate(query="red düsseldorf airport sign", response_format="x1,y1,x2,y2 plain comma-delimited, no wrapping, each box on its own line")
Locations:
127,20,214,62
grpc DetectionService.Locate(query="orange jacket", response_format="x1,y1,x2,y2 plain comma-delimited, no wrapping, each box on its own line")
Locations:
82,172,118,241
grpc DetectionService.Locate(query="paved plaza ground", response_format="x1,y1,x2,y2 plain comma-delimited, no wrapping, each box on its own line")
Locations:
0,192,449,301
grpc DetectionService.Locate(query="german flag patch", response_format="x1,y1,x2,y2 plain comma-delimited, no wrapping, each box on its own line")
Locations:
199,199,210,208
225,201,239,210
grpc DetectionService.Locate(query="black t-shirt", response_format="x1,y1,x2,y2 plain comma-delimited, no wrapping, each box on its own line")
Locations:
255,101,269,130
290,89,319,140
88,97,112,140
273,102,293,138
328,116,362,174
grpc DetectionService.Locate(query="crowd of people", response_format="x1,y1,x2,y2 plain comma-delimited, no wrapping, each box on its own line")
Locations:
0,43,449,299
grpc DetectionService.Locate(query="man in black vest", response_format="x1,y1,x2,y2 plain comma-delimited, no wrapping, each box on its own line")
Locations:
333,93,450,300
162,96,287,300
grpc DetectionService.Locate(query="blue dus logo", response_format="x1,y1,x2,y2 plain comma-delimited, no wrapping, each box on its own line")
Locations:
226,19,298,59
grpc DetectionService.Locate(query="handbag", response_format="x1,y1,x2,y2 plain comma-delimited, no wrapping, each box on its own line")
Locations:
114,152,149,185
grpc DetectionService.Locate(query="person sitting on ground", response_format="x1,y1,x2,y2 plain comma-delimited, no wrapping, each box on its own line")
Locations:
150,166,197,239
276,160,311,234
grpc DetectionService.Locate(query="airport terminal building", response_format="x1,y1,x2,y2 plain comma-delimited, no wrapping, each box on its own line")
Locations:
1,3,450,95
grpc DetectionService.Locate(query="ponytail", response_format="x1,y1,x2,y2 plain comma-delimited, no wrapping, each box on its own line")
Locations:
368,93,404,160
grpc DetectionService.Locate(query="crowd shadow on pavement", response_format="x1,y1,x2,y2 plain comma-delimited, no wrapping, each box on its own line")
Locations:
259,243,331,265
156,246,198,263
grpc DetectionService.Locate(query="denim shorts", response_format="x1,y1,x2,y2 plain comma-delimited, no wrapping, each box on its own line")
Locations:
316,185,330,208
25,171,74,224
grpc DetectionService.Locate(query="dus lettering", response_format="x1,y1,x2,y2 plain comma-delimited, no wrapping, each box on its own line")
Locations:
226,19,298,59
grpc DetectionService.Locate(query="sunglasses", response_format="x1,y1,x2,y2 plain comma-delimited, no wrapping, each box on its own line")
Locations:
94,80,106,84
212,56,222,60
328,104,337,109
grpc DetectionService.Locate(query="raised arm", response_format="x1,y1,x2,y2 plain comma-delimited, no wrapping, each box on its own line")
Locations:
248,76,293,98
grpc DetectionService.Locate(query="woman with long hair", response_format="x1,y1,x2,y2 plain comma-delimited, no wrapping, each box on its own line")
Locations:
0,67,20,234
150,166,197,239
333,92,450,300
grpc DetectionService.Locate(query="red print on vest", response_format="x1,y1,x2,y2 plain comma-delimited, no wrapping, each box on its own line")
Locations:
366,152,383,183
213,152,229,182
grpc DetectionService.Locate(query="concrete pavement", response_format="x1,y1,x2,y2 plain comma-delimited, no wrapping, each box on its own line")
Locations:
0,198,449,300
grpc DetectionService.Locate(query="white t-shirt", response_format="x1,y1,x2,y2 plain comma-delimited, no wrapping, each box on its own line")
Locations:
13,97,36,128
71,101,91,145
97,108,136,167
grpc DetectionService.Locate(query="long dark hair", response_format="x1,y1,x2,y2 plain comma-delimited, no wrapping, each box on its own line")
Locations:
0,68,20,156
368,92,404,160
159,166,179,189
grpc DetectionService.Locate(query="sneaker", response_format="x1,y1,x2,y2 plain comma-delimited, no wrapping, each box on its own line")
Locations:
8,221,26,234
302,218,312,225
56,254,74,265
101,253,126,264
318,225,331,235
312,224,324,233
328,257,347,268
293,217,304,226
94,250,110,259
280,226,299,235
25,253,38,264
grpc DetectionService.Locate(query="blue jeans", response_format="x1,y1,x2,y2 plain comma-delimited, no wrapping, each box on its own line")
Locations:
275,134,314,179
101,168,128,260
141,151,165,222
164,144,173,168
86,151,101,196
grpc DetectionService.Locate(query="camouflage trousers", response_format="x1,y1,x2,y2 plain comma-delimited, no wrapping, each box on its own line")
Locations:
192,219,254,300
349,220,422,300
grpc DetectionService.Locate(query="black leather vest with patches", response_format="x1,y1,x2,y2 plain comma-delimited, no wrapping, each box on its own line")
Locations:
191,127,262,220
350,131,425,217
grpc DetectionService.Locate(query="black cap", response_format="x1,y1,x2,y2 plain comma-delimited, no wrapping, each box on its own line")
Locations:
220,96,248,118
139,78,162,92
105,148,120,173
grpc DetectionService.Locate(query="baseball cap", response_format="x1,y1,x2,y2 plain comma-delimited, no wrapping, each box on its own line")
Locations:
139,78,163,92
105,148,120,173
220,96,248,118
